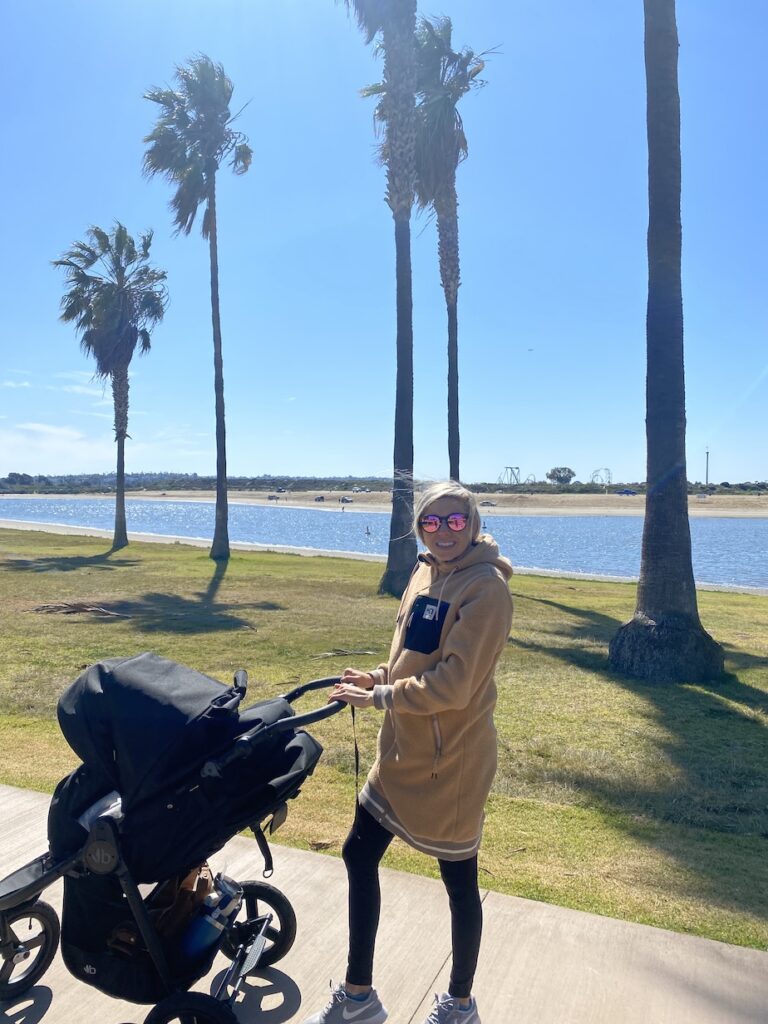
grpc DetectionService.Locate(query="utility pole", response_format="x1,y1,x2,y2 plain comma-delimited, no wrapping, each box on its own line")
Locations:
705,447,709,486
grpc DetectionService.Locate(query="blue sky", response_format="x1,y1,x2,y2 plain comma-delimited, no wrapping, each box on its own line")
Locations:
1,0,766,485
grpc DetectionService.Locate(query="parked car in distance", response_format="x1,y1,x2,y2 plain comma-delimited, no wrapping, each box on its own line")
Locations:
340,496,354,504
617,489,637,496
479,500,497,506
314,495,325,502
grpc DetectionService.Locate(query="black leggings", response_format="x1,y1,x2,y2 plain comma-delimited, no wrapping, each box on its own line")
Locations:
342,803,482,999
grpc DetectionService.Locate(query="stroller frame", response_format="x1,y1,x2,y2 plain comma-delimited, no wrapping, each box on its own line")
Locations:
0,673,345,1023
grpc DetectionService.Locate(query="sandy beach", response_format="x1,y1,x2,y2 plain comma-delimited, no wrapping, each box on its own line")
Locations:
36,488,767,518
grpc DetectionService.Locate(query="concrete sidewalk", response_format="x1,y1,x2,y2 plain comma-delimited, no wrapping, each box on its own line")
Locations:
1,783,766,1024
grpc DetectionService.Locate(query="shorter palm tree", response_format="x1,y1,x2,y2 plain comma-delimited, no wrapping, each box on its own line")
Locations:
54,224,168,549
414,17,485,482
143,55,252,562
364,18,485,485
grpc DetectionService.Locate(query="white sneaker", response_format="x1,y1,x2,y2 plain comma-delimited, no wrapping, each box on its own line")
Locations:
301,981,389,1024
423,992,481,1024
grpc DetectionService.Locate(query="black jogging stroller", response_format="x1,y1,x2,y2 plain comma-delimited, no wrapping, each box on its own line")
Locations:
0,652,346,1023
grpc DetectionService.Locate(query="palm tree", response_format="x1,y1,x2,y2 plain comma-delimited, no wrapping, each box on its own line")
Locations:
413,17,485,482
608,0,723,682
143,55,252,561
54,224,167,550
344,0,418,597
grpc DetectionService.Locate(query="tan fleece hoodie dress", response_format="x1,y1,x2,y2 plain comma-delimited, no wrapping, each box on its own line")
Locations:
359,535,513,860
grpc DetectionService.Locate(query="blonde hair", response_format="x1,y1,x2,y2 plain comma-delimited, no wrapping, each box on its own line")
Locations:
413,481,482,542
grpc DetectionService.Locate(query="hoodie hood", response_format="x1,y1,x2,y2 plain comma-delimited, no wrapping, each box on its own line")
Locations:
419,533,514,580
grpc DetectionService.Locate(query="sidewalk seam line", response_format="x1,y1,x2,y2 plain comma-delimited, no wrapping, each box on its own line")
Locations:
404,889,491,1024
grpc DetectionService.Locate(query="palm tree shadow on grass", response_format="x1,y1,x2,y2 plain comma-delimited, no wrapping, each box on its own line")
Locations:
3,554,285,633
511,589,768,710
98,559,286,634
509,591,620,673
1,548,141,573
510,590,768,924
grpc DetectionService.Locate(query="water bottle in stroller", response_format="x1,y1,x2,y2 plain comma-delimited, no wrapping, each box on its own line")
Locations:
180,874,242,961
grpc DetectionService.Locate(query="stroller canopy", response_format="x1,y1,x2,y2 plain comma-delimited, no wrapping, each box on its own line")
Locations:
57,652,250,807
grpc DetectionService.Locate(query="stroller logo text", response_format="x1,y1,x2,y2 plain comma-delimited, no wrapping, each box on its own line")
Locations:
84,839,119,874
83,964,97,975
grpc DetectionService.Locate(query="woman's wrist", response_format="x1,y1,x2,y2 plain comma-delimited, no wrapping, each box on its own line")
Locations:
372,684,394,711
368,667,386,688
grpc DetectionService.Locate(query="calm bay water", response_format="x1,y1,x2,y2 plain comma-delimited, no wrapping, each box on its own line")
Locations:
0,496,766,590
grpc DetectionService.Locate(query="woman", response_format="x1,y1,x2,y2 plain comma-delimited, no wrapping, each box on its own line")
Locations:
302,481,513,1024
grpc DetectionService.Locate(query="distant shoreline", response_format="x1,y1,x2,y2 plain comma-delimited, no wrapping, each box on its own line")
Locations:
2,489,767,518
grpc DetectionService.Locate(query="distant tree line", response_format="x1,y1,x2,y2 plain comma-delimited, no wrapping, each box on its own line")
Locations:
1,472,765,496
0,472,392,494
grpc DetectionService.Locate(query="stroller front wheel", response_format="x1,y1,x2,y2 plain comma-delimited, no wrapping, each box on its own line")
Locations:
220,880,297,970
0,899,60,998
144,991,237,1024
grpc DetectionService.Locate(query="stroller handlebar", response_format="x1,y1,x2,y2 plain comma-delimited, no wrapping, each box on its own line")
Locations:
281,676,343,702
201,676,346,779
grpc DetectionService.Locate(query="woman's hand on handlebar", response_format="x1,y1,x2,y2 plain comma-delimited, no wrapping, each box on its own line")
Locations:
341,667,374,689
328,679,375,708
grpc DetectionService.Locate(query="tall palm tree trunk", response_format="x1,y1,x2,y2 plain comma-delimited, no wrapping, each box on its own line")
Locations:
380,213,417,595
378,3,419,598
111,367,129,550
446,300,459,482
206,171,230,561
435,181,460,481
609,0,722,682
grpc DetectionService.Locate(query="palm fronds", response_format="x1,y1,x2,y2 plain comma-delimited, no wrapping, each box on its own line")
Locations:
53,223,168,377
143,54,252,237
341,0,388,44
413,17,486,211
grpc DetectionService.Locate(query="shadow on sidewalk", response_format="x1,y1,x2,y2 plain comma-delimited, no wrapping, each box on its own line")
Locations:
208,964,302,1024
0,983,53,1023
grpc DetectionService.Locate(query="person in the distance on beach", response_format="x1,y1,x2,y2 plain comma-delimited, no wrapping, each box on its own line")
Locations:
302,481,513,1024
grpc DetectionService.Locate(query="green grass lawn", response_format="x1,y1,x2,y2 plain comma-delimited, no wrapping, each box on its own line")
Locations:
1,527,767,949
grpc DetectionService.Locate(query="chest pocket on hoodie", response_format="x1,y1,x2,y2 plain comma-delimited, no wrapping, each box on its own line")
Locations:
404,595,449,655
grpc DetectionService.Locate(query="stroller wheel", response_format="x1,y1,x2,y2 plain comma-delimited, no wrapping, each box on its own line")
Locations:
220,880,297,969
0,899,60,999
144,991,237,1024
